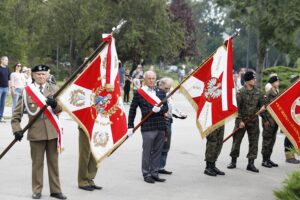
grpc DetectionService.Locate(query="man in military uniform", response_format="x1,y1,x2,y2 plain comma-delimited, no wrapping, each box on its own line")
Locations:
11,65,67,199
227,71,266,173
78,127,102,191
261,75,280,168
204,125,226,176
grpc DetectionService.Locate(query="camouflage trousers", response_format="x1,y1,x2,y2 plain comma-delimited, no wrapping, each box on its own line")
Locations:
229,118,260,160
205,126,224,162
261,124,278,158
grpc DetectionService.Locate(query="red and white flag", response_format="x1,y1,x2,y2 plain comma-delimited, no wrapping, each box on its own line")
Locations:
180,38,237,138
58,34,127,164
267,79,300,149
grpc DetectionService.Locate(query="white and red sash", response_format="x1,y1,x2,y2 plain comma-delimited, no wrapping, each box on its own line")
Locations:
137,86,161,106
24,83,63,153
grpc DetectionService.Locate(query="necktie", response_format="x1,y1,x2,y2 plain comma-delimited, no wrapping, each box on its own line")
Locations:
39,85,43,94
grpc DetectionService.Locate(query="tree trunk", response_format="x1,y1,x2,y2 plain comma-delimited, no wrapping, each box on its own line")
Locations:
256,31,266,89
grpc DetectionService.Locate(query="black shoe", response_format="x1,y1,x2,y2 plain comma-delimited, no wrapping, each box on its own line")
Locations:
204,168,217,176
158,169,173,175
262,160,272,168
79,185,94,191
268,160,278,167
227,162,236,169
144,176,155,184
91,185,102,190
32,193,41,199
152,176,166,182
50,193,67,199
212,166,225,175
247,164,259,173
227,157,237,169
286,158,300,164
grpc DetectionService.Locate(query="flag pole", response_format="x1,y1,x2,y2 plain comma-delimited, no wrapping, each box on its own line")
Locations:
222,110,262,143
0,19,127,160
223,77,299,143
108,32,239,157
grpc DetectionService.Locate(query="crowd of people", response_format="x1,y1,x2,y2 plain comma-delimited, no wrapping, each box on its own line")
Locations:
1,55,299,199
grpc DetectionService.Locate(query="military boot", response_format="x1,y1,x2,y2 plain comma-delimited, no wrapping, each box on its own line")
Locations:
262,156,272,168
268,156,278,167
227,157,237,169
204,162,217,176
212,162,225,175
247,159,259,173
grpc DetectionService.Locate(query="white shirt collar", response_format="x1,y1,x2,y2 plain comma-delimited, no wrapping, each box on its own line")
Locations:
144,85,155,92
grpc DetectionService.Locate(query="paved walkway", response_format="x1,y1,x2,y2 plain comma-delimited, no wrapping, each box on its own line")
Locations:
0,92,299,199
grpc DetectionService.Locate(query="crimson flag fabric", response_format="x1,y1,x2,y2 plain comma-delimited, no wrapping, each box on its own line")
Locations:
180,38,237,138
267,79,300,149
58,34,127,164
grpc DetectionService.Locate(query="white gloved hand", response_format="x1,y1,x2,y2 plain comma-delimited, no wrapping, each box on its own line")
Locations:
127,128,134,137
152,105,161,113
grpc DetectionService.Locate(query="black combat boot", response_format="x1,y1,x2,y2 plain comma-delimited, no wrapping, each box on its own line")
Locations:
268,156,278,167
262,156,272,168
204,162,217,176
247,159,259,173
212,162,225,175
227,157,237,169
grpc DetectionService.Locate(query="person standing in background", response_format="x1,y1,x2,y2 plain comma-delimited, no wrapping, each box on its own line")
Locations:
132,74,141,93
10,63,26,114
0,56,10,122
123,68,132,104
158,77,187,175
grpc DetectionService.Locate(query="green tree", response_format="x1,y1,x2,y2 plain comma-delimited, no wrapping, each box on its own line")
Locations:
216,0,300,87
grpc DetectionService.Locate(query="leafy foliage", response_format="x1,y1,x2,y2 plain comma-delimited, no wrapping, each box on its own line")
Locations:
274,171,300,200
263,66,300,91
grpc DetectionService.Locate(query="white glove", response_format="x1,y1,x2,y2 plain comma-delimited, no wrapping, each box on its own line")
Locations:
152,105,161,113
127,128,134,137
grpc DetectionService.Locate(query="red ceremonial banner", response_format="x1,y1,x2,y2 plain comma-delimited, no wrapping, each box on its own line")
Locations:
180,38,237,138
267,79,300,149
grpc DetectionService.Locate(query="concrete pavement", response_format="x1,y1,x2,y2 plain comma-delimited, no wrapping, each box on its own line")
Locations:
0,92,299,200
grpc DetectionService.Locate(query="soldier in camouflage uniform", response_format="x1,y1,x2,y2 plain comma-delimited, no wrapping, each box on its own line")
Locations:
227,71,266,173
261,75,280,168
204,125,225,176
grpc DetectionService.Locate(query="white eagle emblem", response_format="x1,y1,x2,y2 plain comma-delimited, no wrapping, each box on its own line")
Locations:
204,78,222,102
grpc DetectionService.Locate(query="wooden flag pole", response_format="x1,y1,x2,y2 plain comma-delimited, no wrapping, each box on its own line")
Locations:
223,77,297,143
108,32,239,157
0,19,127,160
222,110,263,143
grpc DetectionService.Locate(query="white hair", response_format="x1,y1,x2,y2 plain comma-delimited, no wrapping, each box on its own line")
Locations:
159,77,173,87
143,70,156,79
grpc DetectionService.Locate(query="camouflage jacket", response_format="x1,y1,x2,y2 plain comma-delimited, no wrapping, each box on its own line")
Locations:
263,87,279,127
236,86,265,122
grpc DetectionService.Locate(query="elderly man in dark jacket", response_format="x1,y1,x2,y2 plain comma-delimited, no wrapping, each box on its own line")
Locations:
128,70,168,184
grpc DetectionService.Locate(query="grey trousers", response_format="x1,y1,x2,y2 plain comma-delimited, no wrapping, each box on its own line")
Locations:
141,130,165,178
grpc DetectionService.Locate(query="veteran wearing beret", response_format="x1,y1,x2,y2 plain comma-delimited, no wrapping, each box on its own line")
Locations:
11,65,67,199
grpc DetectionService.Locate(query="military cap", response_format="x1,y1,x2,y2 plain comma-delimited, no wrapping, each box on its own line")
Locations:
31,64,49,72
244,71,256,82
268,75,279,84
